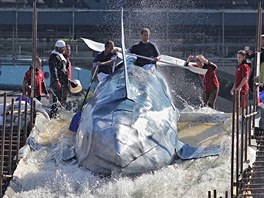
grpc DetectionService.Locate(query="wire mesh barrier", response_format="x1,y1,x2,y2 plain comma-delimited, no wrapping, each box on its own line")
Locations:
0,93,35,196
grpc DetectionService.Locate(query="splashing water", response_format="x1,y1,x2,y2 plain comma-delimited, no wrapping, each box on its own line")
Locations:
6,2,231,197
97,1,216,57
7,103,233,198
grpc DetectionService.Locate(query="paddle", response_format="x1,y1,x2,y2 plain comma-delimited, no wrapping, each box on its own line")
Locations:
80,38,207,75
128,53,207,75
69,65,99,132
79,65,98,110
81,38,117,53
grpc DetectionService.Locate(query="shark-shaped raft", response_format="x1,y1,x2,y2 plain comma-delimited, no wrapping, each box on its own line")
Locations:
74,56,220,176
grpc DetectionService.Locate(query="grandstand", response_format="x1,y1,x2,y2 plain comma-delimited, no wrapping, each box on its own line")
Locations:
0,0,260,70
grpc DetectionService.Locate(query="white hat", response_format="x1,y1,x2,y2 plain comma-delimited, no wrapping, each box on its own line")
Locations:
70,79,82,93
55,40,66,48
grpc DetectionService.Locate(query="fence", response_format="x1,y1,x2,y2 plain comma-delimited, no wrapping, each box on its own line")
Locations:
0,93,35,196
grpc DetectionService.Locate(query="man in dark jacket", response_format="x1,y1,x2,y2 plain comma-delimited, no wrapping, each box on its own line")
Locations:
48,40,69,111
128,28,160,71
90,40,118,82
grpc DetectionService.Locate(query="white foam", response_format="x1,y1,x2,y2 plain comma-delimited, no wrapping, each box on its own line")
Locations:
5,107,235,198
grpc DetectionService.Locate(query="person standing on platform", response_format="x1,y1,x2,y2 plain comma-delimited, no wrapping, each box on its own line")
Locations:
230,50,250,109
22,56,49,102
90,40,118,83
48,40,69,115
128,28,160,71
185,54,220,109
244,46,255,94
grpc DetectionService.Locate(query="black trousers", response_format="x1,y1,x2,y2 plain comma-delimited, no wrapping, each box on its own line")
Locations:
52,87,69,107
202,87,219,109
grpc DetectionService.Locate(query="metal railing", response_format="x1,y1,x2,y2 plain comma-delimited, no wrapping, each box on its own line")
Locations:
208,190,229,198
207,88,258,198
0,93,35,196
230,91,258,197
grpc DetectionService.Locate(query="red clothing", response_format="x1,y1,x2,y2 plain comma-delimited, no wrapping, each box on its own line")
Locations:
235,62,250,95
24,68,44,97
240,93,247,109
201,62,219,92
192,62,219,92
65,57,72,80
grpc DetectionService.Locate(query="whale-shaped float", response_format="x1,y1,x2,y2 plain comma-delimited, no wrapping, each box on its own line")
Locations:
74,55,220,176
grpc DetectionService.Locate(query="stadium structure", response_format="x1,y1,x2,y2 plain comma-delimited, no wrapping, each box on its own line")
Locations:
0,0,261,104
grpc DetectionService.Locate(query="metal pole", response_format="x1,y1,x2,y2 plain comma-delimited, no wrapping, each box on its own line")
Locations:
72,4,75,40
245,103,248,161
15,7,18,58
72,4,75,66
16,95,22,164
213,189,217,198
255,1,262,77
166,11,169,53
222,8,225,67
231,90,236,197
12,27,15,56
253,1,262,135
240,95,245,173
8,99,14,175
236,90,240,196
31,0,38,98
23,101,28,145
0,93,7,196
249,104,253,146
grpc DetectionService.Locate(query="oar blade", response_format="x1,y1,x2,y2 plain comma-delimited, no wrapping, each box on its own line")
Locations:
161,54,185,65
69,111,82,132
159,54,207,75
188,65,207,75
81,38,104,52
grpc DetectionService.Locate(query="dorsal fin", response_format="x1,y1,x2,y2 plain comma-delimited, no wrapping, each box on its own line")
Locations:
120,8,132,100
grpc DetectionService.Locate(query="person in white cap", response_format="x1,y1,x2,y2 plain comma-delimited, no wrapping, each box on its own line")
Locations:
48,39,69,116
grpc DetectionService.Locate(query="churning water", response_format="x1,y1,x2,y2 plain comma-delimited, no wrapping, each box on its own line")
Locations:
7,105,232,198
5,2,230,197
